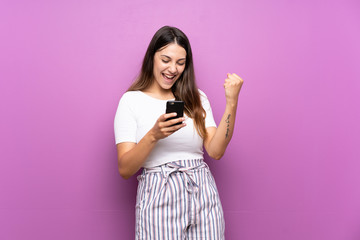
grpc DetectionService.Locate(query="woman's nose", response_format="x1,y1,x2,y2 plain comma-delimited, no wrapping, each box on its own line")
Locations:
168,63,177,74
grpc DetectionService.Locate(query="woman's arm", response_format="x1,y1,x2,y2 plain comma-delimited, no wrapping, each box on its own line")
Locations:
204,73,244,160
117,113,186,179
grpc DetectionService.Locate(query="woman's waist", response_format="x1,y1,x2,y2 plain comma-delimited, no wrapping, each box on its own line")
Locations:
143,158,206,173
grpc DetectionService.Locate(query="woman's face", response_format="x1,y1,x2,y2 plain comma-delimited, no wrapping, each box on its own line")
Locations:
152,43,187,91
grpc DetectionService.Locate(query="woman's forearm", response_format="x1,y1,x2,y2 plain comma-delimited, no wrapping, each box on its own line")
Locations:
117,132,158,179
207,102,238,159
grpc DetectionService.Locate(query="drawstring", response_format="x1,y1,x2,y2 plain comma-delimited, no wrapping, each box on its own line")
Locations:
144,161,207,225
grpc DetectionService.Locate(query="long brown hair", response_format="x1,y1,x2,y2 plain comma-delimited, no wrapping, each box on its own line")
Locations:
128,26,207,139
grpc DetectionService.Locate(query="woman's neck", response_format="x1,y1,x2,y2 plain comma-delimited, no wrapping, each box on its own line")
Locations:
143,83,174,100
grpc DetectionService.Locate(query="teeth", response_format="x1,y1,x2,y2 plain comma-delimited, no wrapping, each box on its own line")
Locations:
163,73,175,79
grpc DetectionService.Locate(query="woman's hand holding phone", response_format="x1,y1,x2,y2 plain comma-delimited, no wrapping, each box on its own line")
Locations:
150,113,186,141
148,100,185,141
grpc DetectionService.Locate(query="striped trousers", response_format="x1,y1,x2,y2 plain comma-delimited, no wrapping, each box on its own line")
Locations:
135,159,225,240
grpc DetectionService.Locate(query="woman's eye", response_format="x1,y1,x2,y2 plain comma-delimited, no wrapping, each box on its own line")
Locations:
162,60,169,63
178,62,185,66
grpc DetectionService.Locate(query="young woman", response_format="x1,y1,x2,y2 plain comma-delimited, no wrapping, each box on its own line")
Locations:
114,26,243,239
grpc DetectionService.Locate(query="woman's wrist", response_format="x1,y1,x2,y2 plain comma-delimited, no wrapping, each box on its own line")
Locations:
146,129,159,144
225,98,238,109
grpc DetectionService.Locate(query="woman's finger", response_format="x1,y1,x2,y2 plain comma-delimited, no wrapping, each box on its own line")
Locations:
163,117,186,128
161,112,177,121
163,122,186,133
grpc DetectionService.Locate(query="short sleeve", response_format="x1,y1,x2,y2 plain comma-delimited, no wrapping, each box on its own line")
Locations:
114,93,137,144
199,90,217,128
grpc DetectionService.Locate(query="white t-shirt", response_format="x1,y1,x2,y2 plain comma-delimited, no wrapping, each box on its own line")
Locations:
114,90,217,168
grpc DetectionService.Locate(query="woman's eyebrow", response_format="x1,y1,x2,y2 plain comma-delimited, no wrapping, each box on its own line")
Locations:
161,55,186,61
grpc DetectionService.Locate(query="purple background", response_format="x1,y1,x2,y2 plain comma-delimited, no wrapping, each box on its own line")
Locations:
1,0,360,239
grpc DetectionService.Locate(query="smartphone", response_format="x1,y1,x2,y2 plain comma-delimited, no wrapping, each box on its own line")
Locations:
166,100,184,125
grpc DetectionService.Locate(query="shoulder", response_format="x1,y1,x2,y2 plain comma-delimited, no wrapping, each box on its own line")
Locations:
198,89,210,102
119,91,143,104
120,91,140,100
198,89,206,97
116,91,144,114
197,89,214,111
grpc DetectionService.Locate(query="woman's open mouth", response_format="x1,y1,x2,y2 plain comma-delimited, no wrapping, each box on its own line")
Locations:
162,73,176,82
